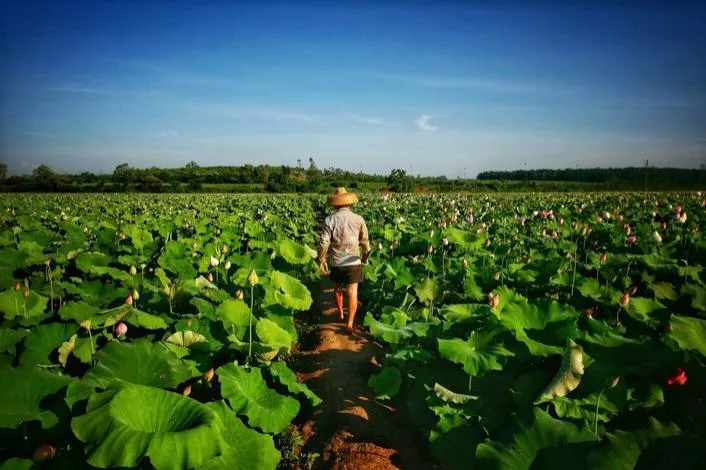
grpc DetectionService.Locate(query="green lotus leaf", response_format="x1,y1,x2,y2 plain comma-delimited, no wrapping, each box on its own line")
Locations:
75,252,111,274
268,361,321,406
66,339,192,406
191,297,216,319
438,330,514,376
651,282,678,301
463,275,484,301
20,322,78,367
433,383,478,404
268,271,312,311
218,364,300,434
58,334,77,367
158,241,197,280
0,458,33,470
0,327,28,355
216,299,252,339
368,367,402,400
0,365,73,429
198,401,280,470
103,305,168,330
256,318,293,352
537,339,584,403
441,304,491,326
71,384,222,470
430,423,483,470
166,330,208,347
0,288,48,322
277,239,314,265
623,298,670,326
414,278,438,302
669,314,706,356
444,227,484,250
476,408,598,470
681,283,706,311
364,312,430,344
58,301,100,323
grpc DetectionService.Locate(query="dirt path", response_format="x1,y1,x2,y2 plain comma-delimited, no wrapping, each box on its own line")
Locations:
292,279,439,470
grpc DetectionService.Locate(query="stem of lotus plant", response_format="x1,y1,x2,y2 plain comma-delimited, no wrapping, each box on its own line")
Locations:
616,306,621,325
624,261,632,289
593,388,605,434
248,284,254,365
570,238,579,298
87,328,95,364
48,268,54,313
468,374,473,393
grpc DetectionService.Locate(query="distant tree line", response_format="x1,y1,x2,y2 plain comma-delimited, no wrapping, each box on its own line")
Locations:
0,161,704,193
477,167,706,190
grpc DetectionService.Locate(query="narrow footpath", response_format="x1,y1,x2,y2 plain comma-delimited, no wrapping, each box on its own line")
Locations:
292,279,439,470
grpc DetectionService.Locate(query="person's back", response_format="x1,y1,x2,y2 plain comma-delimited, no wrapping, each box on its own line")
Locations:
318,188,371,333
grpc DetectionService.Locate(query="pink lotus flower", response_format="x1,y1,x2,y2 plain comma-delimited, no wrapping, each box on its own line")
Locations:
488,292,500,309
627,235,637,245
619,293,630,307
667,368,687,387
114,322,128,336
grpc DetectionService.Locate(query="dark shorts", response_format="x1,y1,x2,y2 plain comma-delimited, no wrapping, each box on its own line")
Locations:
330,265,364,285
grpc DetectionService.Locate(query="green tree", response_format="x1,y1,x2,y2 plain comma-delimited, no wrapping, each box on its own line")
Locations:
0,163,7,180
386,168,413,192
113,163,135,187
32,164,57,190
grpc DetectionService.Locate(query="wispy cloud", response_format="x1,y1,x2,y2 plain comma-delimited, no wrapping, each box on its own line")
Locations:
208,105,314,122
349,115,396,126
153,131,179,138
415,114,439,132
380,73,540,94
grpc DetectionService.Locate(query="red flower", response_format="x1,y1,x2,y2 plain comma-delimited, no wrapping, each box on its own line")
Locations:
667,368,687,387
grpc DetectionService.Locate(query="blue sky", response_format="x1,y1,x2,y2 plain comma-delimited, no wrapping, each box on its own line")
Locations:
1,0,705,177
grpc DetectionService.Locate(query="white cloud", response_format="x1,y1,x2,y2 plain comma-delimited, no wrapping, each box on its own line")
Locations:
208,105,314,122
415,114,438,132
349,115,397,126
153,131,179,138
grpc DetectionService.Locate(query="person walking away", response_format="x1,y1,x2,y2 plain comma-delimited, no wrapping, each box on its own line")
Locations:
318,188,371,334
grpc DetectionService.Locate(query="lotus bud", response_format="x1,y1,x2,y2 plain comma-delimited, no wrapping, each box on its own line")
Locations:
125,294,133,305
377,242,383,250
192,242,198,249
627,235,637,245
442,237,449,246
485,239,491,248
678,212,687,224
628,285,639,296
652,231,662,243
114,322,128,336
674,205,682,214
33,444,56,463
619,292,630,307
207,272,214,282
23,288,30,298
600,252,608,264
551,230,558,240
488,292,500,309
210,256,219,267
462,258,468,268
581,225,590,236
129,265,137,276
14,282,20,291
203,368,215,382
247,269,259,286
429,229,435,238
583,307,595,318
609,376,620,388
625,225,632,236
183,384,192,396
221,244,229,253
235,289,244,300
427,245,434,254
132,289,140,301
492,271,501,281
185,319,192,326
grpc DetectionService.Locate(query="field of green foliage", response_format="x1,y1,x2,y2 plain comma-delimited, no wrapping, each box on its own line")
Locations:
1,191,704,469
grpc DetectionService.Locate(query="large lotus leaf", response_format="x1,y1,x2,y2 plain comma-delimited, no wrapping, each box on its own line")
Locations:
669,314,706,356
650,282,678,301
277,239,314,265
267,271,312,311
80,339,192,390
623,298,670,326
0,288,48,322
582,418,685,469
476,408,598,470
218,364,300,434
215,299,252,339
267,361,321,406
75,252,111,274
414,278,439,302
158,241,197,280
434,383,478,404
441,304,491,326
0,327,27,354
72,384,222,470
0,365,73,429
430,423,483,470
444,227,484,250
0,458,33,470
198,401,280,470
264,305,298,343
165,330,209,347
73,280,128,306
551,379,629,425
20,322,78,367
537,339,584,402
681,283,706,311
496,299,578,356
438,330,514,376
364,312,430,344
59,301,101,323
256,318,293,352
123,225,154,251
368,367,402,400
103,305,169,330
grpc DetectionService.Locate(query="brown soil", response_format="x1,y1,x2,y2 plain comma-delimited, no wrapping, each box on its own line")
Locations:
291,279,440,470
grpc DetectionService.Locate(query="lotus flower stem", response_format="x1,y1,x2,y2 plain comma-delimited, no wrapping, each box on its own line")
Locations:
468,374,473,393
247,283,254,365
593,388,605,434
570,238,579,298
87,328,95,364
624,262,632,289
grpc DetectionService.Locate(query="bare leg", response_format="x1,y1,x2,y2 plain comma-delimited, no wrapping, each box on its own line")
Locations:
346,283,359,330
333,283,344,320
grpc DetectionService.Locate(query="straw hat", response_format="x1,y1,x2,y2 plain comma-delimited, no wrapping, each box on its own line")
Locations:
330,187,358,206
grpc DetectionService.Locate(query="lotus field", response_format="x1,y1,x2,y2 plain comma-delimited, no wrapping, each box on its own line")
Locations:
1,192,705,469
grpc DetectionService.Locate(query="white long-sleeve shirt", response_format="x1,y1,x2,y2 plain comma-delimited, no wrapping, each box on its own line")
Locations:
319,207,370,267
